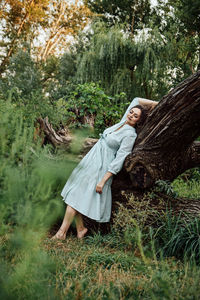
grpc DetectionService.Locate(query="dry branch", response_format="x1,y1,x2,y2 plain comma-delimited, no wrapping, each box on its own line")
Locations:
37,117,72,147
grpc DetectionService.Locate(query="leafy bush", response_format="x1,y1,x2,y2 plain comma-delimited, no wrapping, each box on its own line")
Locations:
55,82,128,136
112,190,200,264
0,49,62,128
155,180,178,198
112,193,158,233
0,48,42,101
0,99,77,298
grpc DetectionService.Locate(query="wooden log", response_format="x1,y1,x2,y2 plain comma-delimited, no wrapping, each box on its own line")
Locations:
37,117,72,147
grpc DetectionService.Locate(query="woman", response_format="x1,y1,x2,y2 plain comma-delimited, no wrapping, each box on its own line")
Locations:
52,97,158,240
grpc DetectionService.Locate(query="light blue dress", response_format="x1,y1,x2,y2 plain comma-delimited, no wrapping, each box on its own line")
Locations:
61,98,139,222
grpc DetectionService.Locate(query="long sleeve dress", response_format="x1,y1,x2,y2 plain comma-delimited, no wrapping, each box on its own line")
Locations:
61,97,139,222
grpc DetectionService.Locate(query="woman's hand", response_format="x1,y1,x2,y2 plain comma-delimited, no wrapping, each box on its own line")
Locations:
138,98,158,110
96,181,105,194
150,101,158,110
96,172,113,194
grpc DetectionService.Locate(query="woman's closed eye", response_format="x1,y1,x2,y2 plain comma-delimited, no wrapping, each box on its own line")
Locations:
130,110,139,118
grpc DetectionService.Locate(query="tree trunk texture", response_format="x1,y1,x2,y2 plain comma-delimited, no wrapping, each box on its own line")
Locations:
37,117,72,147
122,70,200,189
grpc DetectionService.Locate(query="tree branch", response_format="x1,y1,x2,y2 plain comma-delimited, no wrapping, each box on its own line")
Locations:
37,117,72,147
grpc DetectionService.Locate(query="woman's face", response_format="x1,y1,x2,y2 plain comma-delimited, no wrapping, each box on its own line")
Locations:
126,107,141,127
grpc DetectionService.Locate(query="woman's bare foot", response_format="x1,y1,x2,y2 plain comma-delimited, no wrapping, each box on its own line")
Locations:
51,229,66,240
77,228,88,239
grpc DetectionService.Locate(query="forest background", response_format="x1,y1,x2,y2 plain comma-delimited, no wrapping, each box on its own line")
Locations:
0,0,200,299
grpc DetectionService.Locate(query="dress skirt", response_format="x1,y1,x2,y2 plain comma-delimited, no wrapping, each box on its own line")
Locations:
61,137,115,222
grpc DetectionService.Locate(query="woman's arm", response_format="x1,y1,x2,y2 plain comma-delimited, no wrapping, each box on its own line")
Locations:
138,98,158,110
96,134,137,194
96,171,113,194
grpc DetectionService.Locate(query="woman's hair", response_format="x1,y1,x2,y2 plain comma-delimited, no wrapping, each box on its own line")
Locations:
130,104,148,133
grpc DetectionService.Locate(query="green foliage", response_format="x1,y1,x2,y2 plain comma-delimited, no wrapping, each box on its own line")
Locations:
172,168,200,199
55,82,127,135
0,48,42,100
0,49,65,127
0,232,58,300
151,212,200,263
73,22,173,99
155,180,178,198
40,55,60,83
0,99,77,230
0,98,86,299
0,48,43,112
84,0,151,33
152,0,200,77
172,178,200,199
59,52,78,82
167,0,200,34
111,186,200,265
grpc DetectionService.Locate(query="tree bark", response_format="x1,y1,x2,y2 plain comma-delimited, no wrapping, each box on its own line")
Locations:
37,117,72,147
123,70,200,189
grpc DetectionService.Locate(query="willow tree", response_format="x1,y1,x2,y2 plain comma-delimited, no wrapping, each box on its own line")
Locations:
75,24,173,100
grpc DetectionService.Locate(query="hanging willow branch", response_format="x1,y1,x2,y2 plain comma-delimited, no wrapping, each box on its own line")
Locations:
75,25,167,99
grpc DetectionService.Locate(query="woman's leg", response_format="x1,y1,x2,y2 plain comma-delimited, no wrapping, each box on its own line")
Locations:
75,213,88,239
51,205,77,240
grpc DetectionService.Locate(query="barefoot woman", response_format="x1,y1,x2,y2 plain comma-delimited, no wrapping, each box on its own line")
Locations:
52,97,158,239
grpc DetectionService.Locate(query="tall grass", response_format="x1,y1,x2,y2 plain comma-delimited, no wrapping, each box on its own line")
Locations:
171,168,200,199
0,99,78,298
153,214,200,262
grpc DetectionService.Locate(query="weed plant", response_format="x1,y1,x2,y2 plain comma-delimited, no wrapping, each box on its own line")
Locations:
153,215,200,262
172,176,200,199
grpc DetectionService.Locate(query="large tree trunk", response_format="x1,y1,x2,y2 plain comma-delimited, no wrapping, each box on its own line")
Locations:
122,70,200,189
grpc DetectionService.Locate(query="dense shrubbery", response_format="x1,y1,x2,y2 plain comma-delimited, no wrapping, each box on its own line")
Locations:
55,82,128,136
0,98,80,230
0,50,132,135
0,99,80,298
